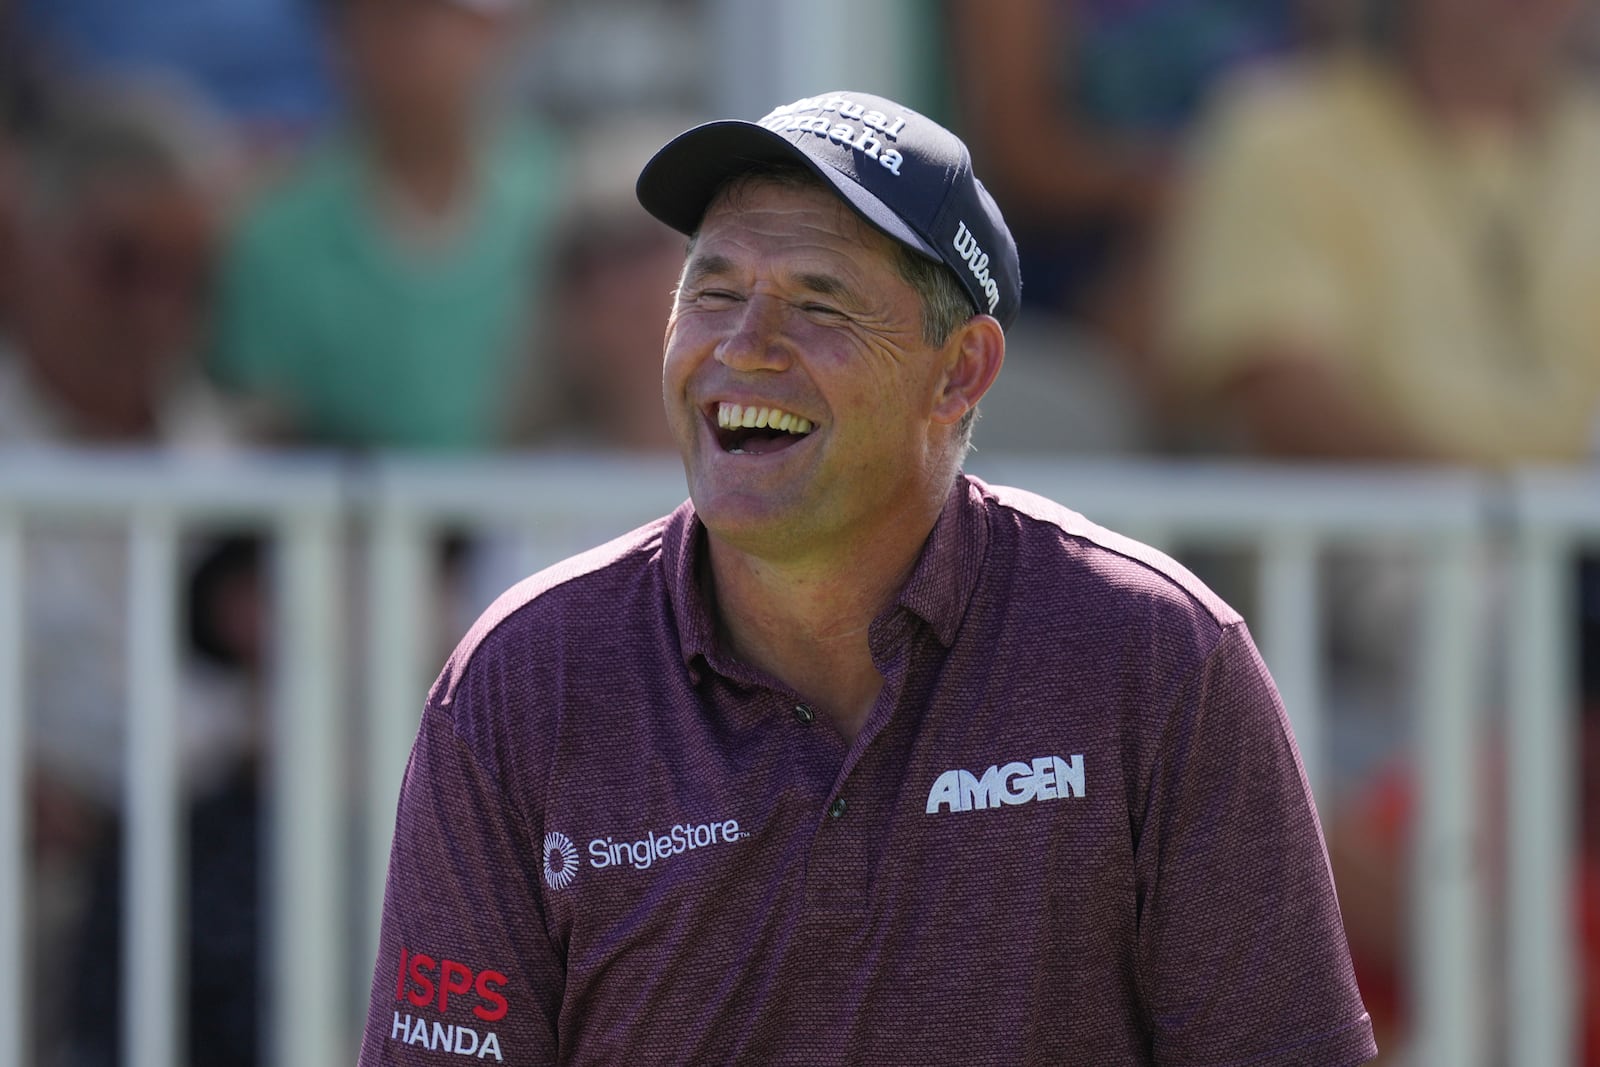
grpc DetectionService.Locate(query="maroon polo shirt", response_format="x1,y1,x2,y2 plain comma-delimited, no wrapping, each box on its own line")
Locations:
359,474,1375,1066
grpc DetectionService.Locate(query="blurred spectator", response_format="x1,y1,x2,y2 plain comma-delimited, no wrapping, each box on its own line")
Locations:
943,0,1306,453
12,0,333,140
0,80,256,1064
0,83,239,446
946,0,1299,343
1163,0,1600,464
522,117,688,452
211,0,566,452
1162,0,1600,1059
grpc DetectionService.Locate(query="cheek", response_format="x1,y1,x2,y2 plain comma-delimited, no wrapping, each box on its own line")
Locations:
814,340,932,416
660,320,702,396
662,303,726,356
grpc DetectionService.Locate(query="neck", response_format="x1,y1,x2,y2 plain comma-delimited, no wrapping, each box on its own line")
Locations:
706,486,950,742
366,120,476,219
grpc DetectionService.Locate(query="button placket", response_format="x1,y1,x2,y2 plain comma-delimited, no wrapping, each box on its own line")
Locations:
798,654,909,911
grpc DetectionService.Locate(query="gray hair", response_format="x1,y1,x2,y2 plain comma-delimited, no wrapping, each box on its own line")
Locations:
886,240,981,449
18,78,236,226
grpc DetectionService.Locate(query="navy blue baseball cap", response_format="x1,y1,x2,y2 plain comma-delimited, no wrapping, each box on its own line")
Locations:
636,90,1022,332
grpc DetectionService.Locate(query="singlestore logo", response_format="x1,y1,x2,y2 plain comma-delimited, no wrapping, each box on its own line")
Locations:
542,817,749,890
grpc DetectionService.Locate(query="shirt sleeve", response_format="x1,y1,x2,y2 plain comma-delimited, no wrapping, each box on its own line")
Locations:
358,704,562,1065
1135,621,1377,1066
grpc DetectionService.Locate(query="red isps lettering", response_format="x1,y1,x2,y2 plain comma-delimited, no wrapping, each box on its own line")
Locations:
474,970,508,1023
437,959,472,1013
404,950,436,1008
394,947,508,1022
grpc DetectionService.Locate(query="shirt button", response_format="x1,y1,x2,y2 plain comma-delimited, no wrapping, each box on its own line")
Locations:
793,703,816,725
828,796,847,819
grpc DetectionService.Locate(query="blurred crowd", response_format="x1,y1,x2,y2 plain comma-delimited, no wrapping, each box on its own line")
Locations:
1,0,1597,1063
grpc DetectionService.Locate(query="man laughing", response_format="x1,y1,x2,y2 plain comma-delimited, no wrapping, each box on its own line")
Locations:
360,90,1375,1066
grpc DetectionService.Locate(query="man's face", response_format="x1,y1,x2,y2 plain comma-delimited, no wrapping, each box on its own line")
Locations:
662,178,955,561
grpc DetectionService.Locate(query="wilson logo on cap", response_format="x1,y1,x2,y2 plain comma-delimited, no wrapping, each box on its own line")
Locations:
952,221,1001,314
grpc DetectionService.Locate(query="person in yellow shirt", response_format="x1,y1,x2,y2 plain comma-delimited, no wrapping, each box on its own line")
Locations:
1164,0,1600,466
1165,4,1600,1061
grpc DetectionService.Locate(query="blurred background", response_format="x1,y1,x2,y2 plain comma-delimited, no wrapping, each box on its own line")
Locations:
0,0,1597,1064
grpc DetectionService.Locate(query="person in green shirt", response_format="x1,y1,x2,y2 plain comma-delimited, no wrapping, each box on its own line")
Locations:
214,0,564,451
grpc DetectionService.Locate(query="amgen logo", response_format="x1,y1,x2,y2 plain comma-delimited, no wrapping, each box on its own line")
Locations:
925,755,1085,814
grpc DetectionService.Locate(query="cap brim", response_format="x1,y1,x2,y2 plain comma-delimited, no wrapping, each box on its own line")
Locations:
636,120,942,262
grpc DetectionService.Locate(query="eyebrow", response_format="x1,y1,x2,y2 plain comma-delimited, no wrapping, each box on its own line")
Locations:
680,252,734,291
793,271,855,305
680,252,864,310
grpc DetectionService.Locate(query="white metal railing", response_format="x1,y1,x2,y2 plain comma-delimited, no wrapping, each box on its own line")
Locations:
0,516,21,1067
1506,469,1597,1067
0,450,1587,1066
0,451,346,1067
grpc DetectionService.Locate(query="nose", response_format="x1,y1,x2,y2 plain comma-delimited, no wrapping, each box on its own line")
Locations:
715,294,793,373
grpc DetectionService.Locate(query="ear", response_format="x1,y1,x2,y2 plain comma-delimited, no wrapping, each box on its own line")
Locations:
930,315,1005,426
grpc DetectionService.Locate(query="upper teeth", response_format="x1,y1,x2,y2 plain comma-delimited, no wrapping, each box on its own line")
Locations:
716,403,812,434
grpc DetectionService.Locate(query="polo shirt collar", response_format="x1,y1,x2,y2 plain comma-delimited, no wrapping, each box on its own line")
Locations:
661,500,716,683
662,475,988,682
894,475,988,648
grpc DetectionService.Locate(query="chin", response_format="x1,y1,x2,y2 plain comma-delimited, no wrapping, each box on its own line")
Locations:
686,482,813,555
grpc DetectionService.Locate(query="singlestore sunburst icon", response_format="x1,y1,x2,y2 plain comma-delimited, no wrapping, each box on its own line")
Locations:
543,831,580,891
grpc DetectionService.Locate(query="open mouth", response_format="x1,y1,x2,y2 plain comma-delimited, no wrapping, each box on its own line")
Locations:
713,402,815,455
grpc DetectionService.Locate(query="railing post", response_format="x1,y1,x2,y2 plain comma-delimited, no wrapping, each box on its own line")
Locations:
270,505,347,1067
0,516,24,1067
1506,524,1575,1067
1412,532,1486,1067
124,509,184,1067
362,503,431,1006
1259,529,1324,804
